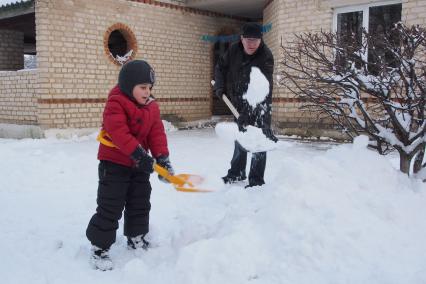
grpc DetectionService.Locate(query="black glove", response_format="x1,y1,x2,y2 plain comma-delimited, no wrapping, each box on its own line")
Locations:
214,88,223,100
156,155,175,183
130,145,154,174
262,128,278,143
237,113,249,128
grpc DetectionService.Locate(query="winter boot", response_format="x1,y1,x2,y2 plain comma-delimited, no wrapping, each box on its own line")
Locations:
222,174,246,184
245,180,265,188
127,234,150,250
90,246,113,271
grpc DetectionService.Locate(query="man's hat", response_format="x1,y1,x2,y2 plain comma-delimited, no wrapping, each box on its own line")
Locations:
241,22,262,39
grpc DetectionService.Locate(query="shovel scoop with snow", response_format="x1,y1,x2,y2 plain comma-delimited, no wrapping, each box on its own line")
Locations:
211,67,279,152
212,88,279,153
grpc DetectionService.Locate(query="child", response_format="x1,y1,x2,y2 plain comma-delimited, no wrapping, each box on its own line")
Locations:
86,60,174,271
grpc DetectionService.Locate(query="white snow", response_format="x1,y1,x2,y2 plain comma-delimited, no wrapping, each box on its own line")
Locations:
214,121,239,142
162,120,178,132
114,50,134,65
243,67,270,107
1,129,426,284
0,0,28,6
352,134,369,149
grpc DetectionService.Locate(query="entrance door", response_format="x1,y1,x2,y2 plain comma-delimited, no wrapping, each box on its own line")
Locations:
211,28,237,116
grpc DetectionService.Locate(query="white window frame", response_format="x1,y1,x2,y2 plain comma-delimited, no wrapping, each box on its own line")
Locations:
332,0,402,62
332,0,402,32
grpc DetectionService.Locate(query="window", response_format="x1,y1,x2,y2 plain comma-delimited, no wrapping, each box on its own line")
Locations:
333,1,402,71
103,23,138,66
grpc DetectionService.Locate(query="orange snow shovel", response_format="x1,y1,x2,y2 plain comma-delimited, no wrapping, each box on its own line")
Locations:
97,130,212,193
153,163,212,193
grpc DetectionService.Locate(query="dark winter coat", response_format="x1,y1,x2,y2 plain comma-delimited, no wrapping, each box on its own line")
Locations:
97,85,169,167
214,41,274,128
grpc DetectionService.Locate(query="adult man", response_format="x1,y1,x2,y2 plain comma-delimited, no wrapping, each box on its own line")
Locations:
213,22,275,188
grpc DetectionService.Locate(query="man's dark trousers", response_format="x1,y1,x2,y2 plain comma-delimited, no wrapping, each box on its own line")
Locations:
227,141,266,185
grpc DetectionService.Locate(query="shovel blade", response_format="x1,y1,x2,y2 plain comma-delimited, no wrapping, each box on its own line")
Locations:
175,174,205,185
174,186,213,193
154,164,211,193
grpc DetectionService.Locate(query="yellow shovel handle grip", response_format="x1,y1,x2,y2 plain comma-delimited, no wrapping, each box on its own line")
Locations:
97,130,118,148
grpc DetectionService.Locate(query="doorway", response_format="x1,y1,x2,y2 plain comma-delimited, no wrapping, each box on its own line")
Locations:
211,27,238,115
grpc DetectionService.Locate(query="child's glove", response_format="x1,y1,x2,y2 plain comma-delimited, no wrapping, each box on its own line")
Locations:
156,155,175,183
130,145,154,174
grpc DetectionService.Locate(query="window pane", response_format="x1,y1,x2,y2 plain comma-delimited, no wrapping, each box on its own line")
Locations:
369,4,402,36
337,11,363,46
368,4,402,72
336,11,363,70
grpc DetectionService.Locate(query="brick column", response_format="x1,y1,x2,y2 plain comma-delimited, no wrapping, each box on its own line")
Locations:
0,30,24,71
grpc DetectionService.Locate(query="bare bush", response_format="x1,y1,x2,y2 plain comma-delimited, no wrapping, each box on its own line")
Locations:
278,23,426,175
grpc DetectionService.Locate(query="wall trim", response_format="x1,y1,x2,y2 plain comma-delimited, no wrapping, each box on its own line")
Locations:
37,97,210,104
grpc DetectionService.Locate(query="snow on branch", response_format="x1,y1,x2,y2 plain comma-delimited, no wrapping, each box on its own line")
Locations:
278,23,426,175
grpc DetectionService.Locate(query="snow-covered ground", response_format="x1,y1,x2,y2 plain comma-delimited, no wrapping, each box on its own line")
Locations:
1,128,425,284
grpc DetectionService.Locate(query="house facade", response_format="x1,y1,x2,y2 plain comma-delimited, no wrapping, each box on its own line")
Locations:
0,0,424,138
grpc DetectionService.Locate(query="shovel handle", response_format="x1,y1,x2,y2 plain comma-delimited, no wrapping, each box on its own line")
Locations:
211,80,240,119
221,94,240,119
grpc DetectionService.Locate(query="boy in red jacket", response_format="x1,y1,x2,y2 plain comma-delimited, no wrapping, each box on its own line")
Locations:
86,60,174,271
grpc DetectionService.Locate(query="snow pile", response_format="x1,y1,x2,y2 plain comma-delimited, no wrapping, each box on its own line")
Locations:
352,134,369,149
243,67,270,107
44,128,99,139
214,122,278,152
0,129,425,284
162,120,178,132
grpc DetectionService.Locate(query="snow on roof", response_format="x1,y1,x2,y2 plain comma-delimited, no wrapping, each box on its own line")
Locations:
0,0,31,9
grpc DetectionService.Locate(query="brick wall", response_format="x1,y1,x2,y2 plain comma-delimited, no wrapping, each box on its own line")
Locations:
0,30,24,71
402,0,426,26
0,70,37,124
266,0,334,136
35,0,242,129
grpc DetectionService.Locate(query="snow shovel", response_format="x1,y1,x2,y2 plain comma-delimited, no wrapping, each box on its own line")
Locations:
211,80,278,147
97,130,212,193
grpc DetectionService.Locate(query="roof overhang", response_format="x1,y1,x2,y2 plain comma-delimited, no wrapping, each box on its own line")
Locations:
0,0,35,53
185,0,268,19
0,0,34,20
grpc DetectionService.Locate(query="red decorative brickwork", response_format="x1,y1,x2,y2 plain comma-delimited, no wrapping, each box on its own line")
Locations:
272,97,405,104
38,98,107,104
157,97,209,103
37,97,209,105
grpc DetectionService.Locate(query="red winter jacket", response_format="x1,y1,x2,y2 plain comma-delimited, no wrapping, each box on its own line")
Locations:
97,85,169,167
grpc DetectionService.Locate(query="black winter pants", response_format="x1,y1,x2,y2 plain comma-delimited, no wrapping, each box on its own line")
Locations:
86,160,152,250
227,141,266,185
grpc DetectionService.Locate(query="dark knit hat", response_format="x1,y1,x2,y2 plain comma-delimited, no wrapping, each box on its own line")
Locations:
118,60,156,97
241,22,262,39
